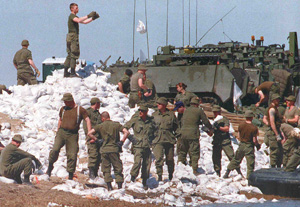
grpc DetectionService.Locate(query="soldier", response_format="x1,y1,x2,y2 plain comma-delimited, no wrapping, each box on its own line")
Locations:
46,93,92,180
174,82,197,107
64,3,99,77
128,64,150,108
254,81,280,107
178,97,213,175
118,69,133,95
0,135,41,185
223,110,259,179
284,131,300,172
264,94,283,168
124,105,155,190
152,97,178,181
211,105,235,177
83,97,102,179
173,101,186,157
283,95,299,127
13,40,40,85
280,123,299,167
142,74,158,108
88,112,129,191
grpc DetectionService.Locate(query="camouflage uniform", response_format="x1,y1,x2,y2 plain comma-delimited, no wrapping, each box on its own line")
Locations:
142,79,158,108
152,108,178,180
212,116,234,174
94,120,124,183
83,107,102,175
178,104,212,173
64,13,80,72
174,91,197,107
0,143,38,183
48,105,88,173
280,123,298,167
285,147,300,172
128,72,144,108
13,48,38,86
125,114,155,181
227,121,258,178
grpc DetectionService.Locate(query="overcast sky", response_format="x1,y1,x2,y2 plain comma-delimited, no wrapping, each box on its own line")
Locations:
1,0,300,86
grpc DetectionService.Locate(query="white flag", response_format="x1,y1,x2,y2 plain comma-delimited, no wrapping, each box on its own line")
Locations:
233,80,243,106
136,20,147,34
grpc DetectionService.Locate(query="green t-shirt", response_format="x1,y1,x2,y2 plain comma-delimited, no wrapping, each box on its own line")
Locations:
68,13,79,34
13,48,33,74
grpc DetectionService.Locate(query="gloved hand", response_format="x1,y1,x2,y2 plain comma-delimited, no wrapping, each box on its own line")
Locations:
255,143,261,151
92,12,100,20
87,11,96,18
276,134,282,142
95,139,104,147
117,141,124,148
128,135,138,145
213,122,220,130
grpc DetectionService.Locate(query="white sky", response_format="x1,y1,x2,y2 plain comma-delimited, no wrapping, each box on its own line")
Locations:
0,0,299,86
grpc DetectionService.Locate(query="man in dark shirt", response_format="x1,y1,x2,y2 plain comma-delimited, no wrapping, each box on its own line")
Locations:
118,69,133,95
64,3,99,77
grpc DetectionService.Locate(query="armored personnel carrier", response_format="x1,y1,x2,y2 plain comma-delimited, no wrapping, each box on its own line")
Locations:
105,32,300,110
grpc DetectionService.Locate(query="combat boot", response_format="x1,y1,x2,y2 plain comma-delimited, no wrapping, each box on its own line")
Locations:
169,173,173,181
117,182,122,189
216,170,221,177
68,172,74,180
14,175,22,184
158,175,162,182
107,182,113,191
64,68,70,78
70,68,80,78
236,168,244,178
89,168,95,180
223,169,231,178
46,163,54,177
142,178,148,190
23,175,32,186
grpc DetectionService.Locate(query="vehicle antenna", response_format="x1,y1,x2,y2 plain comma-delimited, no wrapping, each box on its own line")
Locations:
189,0,191,46
166,0,169,45
145,0,150,62
182,0,184,47
196,0,198,45
195,6,236,46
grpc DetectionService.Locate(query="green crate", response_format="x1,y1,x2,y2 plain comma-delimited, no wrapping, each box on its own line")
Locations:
42,58,65,82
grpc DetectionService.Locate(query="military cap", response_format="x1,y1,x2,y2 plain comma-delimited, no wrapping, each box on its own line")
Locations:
90,97,101,105
137,64,147,71
61,93,74,101
271,93,281,101
173,101,184,111
156,97,168,105
212,105,221,112
12,134,23,143
138,105,148,111
285,95,296,102
190,97,200,105
21,40,29,46
245,110,254,118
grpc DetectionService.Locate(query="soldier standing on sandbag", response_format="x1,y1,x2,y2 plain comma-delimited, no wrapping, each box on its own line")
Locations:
46,93,92,180
63,3,99,77
152,97,178,181
223,111,259,179
264,94,283,168
13,40,40,85
118,69,133,96
83,97,102,179
211,105,235,177
177,97,213,175
88,111,129,191
0,135,42,185
254,81,280,107
128,65,150,108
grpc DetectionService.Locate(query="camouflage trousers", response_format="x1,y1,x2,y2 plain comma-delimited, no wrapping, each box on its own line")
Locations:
130,147,151,179
212,139,234,173
48,128,79,173
87,142,101,174
2,157,33,180
64,33,80,70
17,72,38,86
177,139,200,172
101,152,123,183
285,147,300,172
152,142,174,177
227,142,255,179
265,128,283,167
128,92,141,108
282,137,297,167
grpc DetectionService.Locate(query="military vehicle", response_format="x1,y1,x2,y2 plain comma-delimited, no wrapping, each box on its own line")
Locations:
104,32,300,111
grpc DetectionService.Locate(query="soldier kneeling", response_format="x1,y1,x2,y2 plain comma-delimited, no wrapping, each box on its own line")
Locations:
0,135,42,185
